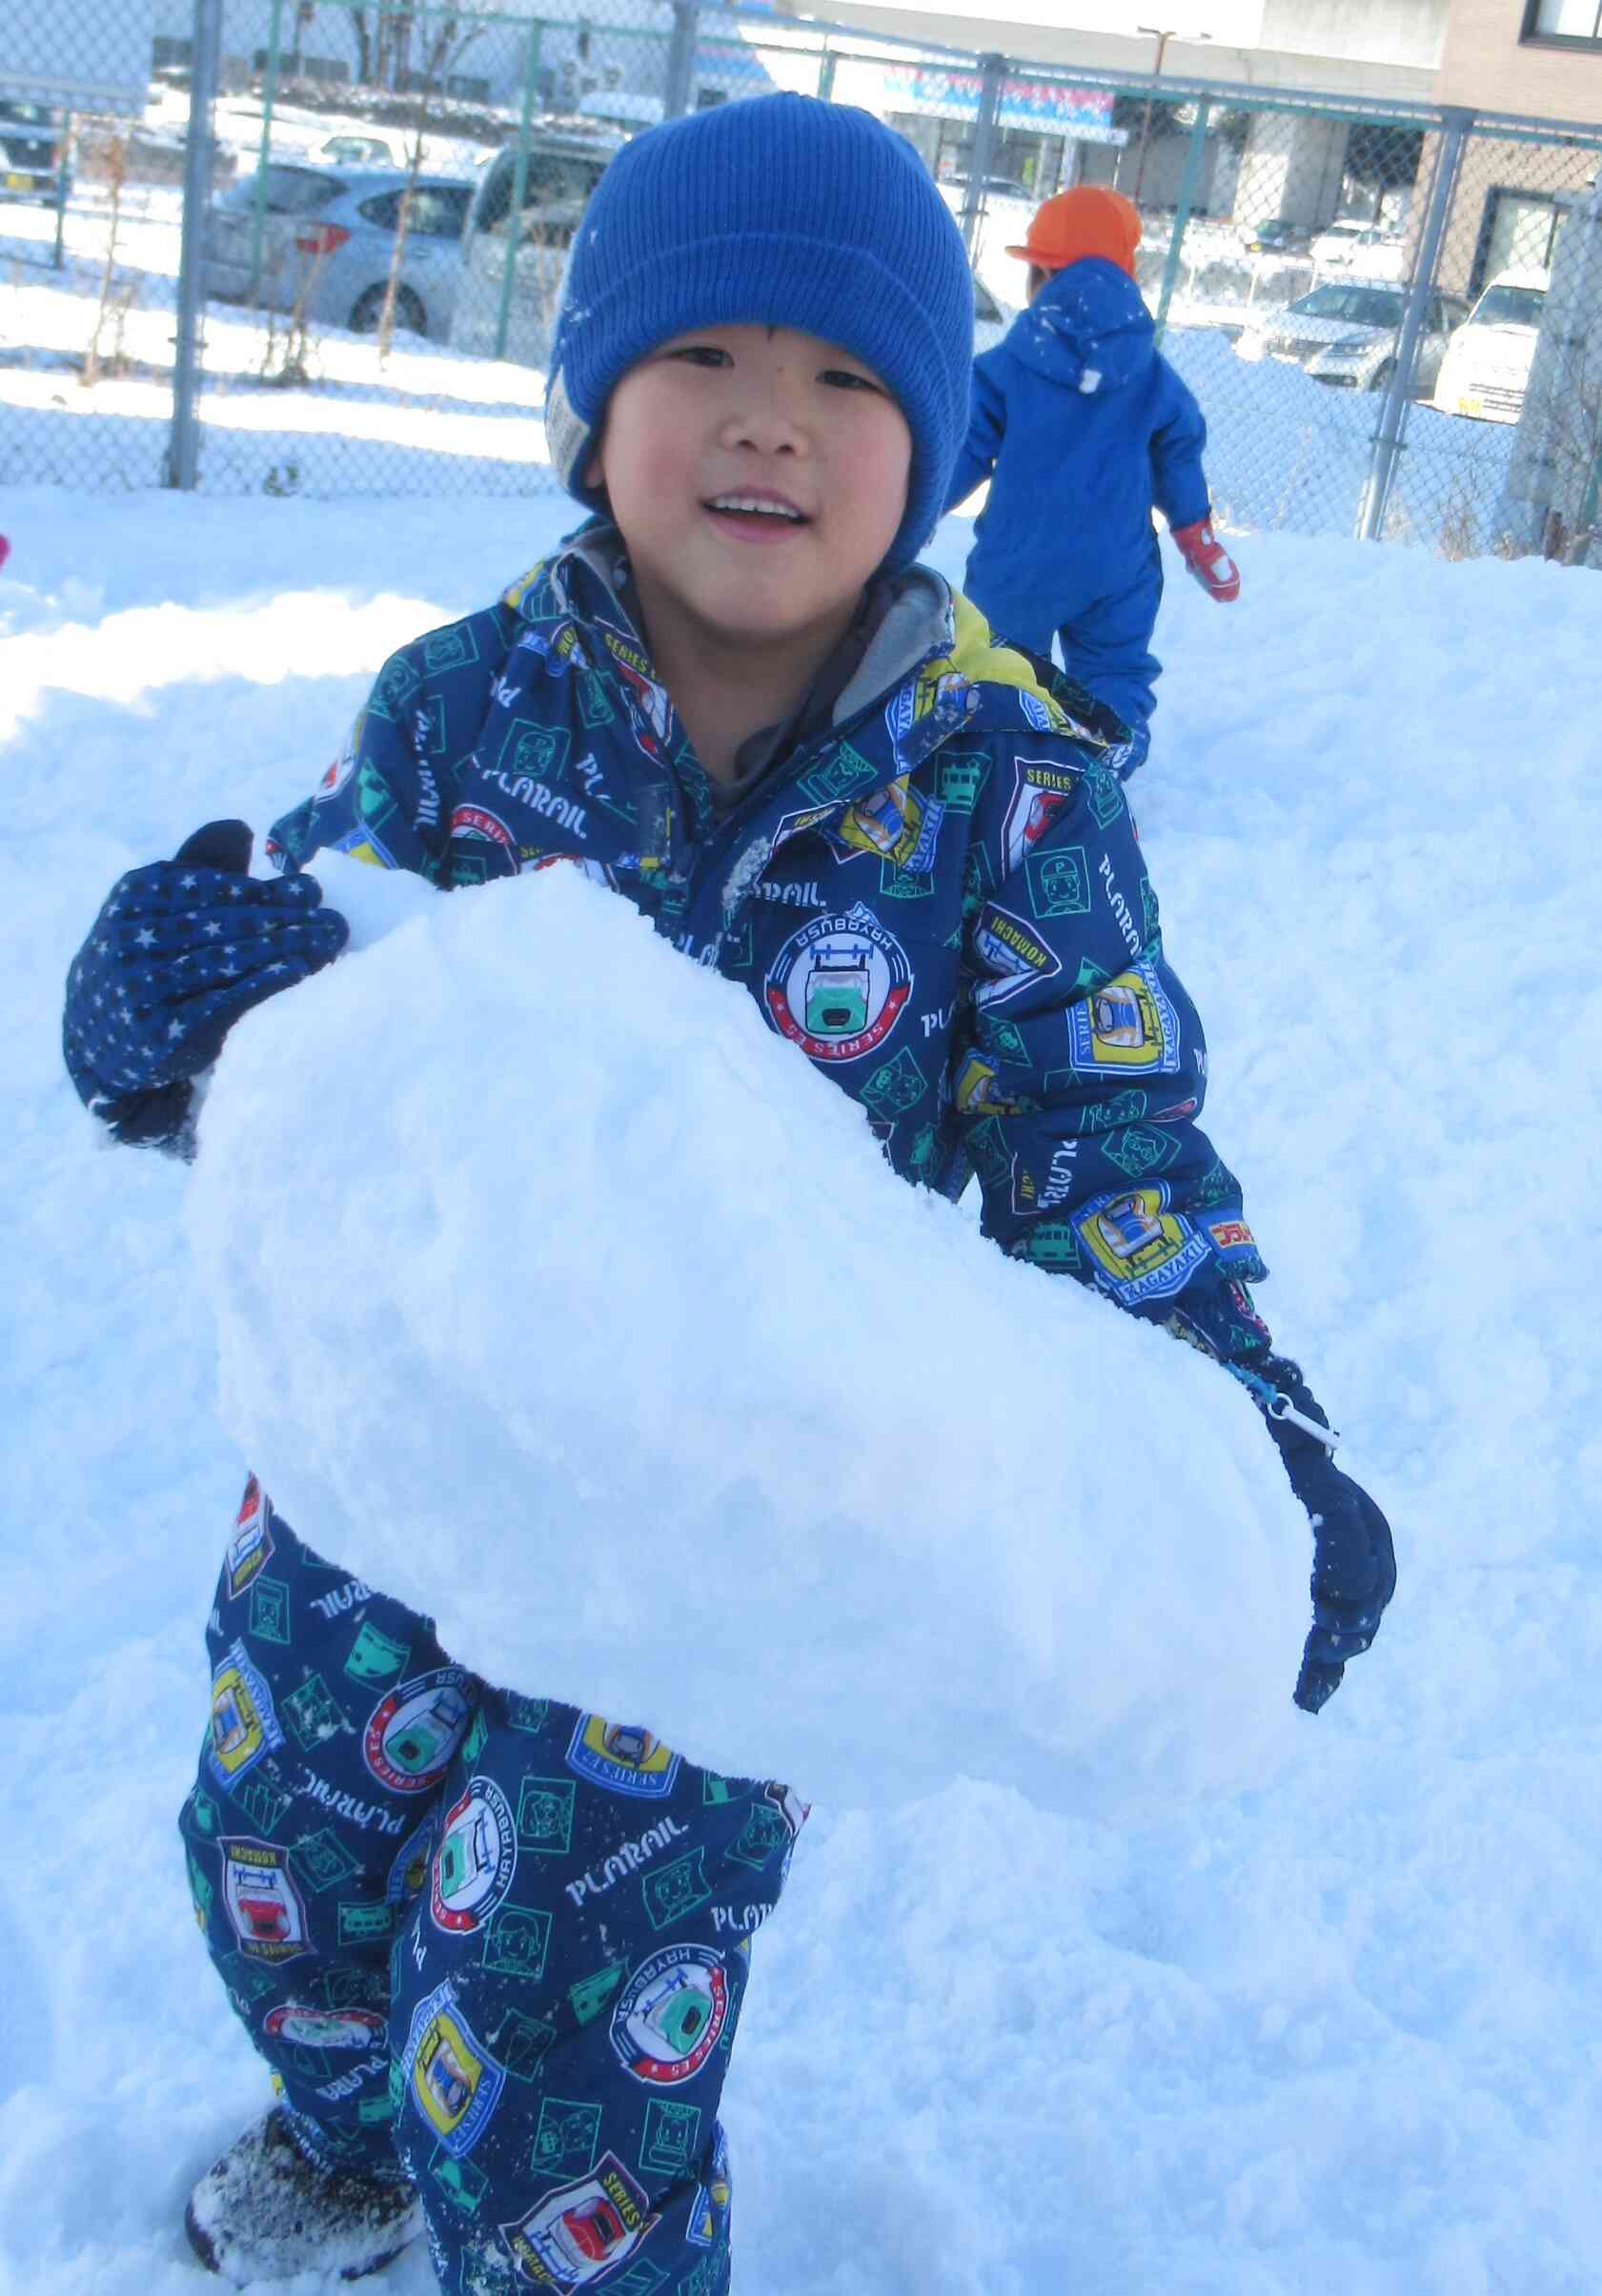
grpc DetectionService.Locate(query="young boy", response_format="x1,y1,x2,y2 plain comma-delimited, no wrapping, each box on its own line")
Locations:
61,96,1393,2292
946,185,1240,777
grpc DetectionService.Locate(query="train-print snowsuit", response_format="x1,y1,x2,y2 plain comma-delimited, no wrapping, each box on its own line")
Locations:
178,522,1274,2292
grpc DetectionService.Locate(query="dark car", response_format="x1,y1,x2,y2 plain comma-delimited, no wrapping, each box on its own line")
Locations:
0,98,68,202
1238,215,1311,255
945,172,1032,200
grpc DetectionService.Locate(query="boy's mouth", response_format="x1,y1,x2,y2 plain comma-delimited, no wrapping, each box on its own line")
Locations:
703,490,810,535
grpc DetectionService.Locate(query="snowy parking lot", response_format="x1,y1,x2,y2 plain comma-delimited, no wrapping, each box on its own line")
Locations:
3,128,1517,554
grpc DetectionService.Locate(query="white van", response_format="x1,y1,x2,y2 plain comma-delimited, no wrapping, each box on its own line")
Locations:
449,125,624,365
1430,268,1550,422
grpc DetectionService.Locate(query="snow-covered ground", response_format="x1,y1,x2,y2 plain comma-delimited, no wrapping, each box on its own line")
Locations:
4,478,1602,2293
0,178,552,499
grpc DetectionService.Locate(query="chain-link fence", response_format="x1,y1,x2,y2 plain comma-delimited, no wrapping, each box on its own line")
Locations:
4,0,1601,562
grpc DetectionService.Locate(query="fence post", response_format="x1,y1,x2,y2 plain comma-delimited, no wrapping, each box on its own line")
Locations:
249,0,285,297
1153,96,1210,341
817,46,838,102
663,0,699,122
493,19,544,363
51,114,72,271
166,0,224,491
1493,178,1602,557
1356,105,1473,542
959,52,1005,260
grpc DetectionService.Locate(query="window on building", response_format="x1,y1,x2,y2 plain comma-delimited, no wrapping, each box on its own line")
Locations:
1522,0,1602,47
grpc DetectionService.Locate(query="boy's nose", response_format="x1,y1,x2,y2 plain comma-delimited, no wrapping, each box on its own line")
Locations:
720,380,809,456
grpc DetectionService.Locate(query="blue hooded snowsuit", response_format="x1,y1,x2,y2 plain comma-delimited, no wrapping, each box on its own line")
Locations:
946,257,1212,769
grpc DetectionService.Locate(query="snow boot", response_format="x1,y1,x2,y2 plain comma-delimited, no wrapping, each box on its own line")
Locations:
184,2106,424,2283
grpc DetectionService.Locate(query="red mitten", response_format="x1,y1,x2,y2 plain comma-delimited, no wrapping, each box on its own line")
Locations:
1171,517,1240,602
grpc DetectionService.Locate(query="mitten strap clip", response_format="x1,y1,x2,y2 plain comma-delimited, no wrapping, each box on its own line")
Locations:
1226,1360,1340,1452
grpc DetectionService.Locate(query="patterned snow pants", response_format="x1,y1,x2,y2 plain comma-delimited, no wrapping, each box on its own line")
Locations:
178,1477,805,2296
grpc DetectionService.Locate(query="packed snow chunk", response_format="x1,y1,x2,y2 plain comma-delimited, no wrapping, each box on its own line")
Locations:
188,855,1308,1812
290,844,438,951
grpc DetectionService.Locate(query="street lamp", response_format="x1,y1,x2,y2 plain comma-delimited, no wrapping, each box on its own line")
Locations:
1131,25,1209,209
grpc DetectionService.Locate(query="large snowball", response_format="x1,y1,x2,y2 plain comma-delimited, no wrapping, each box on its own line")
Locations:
187,856,1308,1812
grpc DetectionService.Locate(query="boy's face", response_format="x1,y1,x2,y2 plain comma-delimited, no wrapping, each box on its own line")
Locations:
585,323,912,660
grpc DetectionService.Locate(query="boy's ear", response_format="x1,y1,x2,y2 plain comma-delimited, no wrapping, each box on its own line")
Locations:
582,434,606,493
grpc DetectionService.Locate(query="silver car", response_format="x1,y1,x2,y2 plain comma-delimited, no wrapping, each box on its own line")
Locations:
1234,280,1469,395
205,163,475,339
972,274,1016,355
449,129,626,364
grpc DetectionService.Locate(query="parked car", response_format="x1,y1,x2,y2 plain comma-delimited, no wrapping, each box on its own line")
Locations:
1310,218,1408,280
449,126,626,363
944,172,1033,201
205,163,475,338
972,273,1017,354
318,133,398,168
0,98,68,202
77,116,233,192
449,126,1017,371
1237,214,1312,256
1234,280,1467,394
1430,268,1550,423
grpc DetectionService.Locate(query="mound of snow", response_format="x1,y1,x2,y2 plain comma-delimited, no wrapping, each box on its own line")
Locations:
188,853,1308,1810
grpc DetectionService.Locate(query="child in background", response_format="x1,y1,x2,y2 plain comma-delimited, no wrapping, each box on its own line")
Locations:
947,185,1239,776
61,98,1391,2293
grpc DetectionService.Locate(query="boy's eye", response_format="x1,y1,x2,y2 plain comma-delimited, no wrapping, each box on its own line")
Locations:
819,368,884,394
662,344,730,369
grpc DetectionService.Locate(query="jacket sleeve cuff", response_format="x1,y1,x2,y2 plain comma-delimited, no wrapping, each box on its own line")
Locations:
1163,1274,1274,1366
86,1078,197,1157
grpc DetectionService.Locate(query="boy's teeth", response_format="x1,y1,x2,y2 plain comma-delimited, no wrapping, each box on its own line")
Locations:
711,496,802,518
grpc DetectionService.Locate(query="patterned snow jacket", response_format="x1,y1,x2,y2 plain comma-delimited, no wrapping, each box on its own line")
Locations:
267,525,1271,1355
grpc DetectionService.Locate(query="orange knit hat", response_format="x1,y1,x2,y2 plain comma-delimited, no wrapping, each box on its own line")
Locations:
1005,187,1141,277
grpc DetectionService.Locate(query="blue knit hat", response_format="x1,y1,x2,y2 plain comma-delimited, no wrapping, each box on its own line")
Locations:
545,94,974,573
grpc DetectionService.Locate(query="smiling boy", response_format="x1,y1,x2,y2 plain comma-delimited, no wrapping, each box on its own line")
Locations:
63,93,1392,2294
584,321,915,785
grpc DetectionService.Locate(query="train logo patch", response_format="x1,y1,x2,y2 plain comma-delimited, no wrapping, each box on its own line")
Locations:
363,1668,474,1795
610,1944,730,2086
431,1778,518,1933
499,2152,658,2287
264,2003,387,2050
208,1643,285,1786
402,1981,505,2157
220,1838,311,1961
763,904,912,1064
222,1477,274,1601
566,1715,681,1800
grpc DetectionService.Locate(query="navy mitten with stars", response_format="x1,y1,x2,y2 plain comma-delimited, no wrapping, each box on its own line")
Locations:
62,820,348,1152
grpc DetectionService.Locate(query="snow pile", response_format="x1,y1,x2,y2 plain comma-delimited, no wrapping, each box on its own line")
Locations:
188,853,1308,1811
